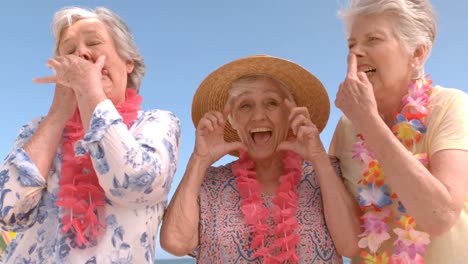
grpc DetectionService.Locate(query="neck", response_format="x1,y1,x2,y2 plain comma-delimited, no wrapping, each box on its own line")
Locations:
376,85,409,126
253,153,284,194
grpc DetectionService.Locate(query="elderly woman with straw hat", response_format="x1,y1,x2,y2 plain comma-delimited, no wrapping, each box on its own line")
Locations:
160,55,361,263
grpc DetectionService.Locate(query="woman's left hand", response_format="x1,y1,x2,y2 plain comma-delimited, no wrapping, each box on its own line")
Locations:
34,55,106,99
277,99,327,162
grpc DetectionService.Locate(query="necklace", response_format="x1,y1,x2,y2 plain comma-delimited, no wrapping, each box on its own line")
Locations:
232,150,302,264
352,77,432,263
57,89,142,246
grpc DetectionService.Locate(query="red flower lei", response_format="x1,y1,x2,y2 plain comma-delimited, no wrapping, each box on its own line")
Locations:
352,78,432,263
56,89,142,246
232,150,303,264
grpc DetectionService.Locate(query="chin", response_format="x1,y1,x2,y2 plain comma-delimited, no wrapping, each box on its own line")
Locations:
247,147,277,161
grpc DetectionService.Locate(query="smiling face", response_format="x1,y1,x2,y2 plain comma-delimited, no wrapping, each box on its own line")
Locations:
348,13,415,102
229,77,291,160
57,18,134,105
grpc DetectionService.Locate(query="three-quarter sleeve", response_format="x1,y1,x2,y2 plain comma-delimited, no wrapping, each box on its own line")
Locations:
0,117,47,231
77,100,181,208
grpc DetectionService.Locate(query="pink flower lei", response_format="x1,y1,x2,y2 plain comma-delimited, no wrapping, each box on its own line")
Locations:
56,89,142,246
352,77,432,263
232,150,303,264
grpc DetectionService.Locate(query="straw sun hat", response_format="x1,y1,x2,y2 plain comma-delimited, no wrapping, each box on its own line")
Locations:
191,54,330,145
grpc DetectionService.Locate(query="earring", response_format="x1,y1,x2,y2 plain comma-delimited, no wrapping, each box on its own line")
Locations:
411,63,415,68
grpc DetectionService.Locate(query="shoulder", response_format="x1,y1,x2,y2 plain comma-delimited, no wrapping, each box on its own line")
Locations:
17,116,45,136
430,86,468,104
139,109,181,125
205,162,236,182
332,115,358,139
303,156,340,176
200,162,237,203
427,86,468,120
132,110,181,136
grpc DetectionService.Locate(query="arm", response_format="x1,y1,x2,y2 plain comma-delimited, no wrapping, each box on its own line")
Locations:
78,101,181,207
160,110,244,256
310,154,361,257
0,117,47,231
159,154,210,256
23,84,76,181
355,110,468,235
277,99,360,257
335,53,468,235
0,84,76,231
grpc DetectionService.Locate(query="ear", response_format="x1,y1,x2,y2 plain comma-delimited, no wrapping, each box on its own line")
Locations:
411,44,427,68
126,60,135,74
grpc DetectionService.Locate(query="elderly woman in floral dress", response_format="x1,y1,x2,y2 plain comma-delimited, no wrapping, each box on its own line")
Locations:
0,7,180,263
161,55,361,263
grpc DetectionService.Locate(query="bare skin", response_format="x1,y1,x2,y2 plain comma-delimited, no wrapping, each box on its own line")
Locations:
160,80,361,257
336,24,468,236
26,18,134,181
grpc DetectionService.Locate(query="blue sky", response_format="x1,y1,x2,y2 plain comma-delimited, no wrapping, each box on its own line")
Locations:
1,0,467,260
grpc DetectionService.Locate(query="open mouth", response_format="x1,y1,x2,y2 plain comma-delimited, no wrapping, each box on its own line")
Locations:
363,67,376,76
250,127,272,144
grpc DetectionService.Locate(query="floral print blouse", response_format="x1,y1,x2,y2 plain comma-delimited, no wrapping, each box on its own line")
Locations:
0,100,181,264
195,159,343,264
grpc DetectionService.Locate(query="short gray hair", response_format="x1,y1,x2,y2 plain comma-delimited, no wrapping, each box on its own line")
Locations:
52,7,146,91
338,0,437,72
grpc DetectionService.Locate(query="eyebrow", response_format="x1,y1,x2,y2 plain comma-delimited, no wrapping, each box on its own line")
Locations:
235,89,283,101
347,29,386,42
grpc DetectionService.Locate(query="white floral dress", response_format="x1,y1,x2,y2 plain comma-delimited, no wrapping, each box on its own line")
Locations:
0,100,181,264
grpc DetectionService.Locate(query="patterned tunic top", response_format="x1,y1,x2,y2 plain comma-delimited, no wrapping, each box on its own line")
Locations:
0,100,181,264
195,159,343,263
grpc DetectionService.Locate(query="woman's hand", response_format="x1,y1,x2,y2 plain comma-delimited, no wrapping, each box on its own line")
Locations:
277,99,327,162
335,53,378,126
34,55,106,99
194,106,245,166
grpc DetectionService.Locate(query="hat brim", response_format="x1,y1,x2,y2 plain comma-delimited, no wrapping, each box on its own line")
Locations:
191,55,330,153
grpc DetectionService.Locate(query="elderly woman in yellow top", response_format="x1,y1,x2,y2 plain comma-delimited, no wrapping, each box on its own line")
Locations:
161,55,361,263
0,6,180,263
330,0,468,263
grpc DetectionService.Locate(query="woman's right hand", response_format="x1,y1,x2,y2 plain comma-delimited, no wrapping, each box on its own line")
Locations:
194,108,245,166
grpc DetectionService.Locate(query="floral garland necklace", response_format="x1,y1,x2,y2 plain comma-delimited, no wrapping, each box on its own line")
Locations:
56,88,142,247
352,77,432,263
232,150,303,264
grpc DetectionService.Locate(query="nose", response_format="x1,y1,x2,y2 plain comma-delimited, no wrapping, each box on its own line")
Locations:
251,106,267,122
350,44,365,58
74,45,92,61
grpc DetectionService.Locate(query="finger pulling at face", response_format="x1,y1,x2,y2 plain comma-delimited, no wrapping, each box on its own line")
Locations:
195,111,244,165
277,99,326,162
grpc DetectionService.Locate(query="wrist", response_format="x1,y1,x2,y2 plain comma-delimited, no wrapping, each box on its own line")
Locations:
307,151,330,166
350,110,382,135
45,110,72,126
190,152,212,170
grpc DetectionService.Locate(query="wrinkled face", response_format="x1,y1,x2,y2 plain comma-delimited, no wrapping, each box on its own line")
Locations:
348,14,413,100
58,18,134,105
230,78,290,160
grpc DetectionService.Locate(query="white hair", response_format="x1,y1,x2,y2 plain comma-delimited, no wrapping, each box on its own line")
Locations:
338,0,437,76
52,7,146,91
